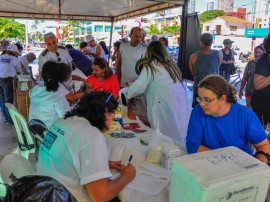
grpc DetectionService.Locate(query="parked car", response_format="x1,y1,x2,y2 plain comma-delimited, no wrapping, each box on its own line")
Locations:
212,45,223,50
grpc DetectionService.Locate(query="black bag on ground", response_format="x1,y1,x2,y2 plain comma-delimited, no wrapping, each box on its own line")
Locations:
230,63,237,75
4,175,77,202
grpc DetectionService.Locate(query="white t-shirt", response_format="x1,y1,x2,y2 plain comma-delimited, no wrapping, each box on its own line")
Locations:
0,54,22,77
101,49,108,61
20,55,30,73
89,44,102,62
36,116,112,202
38,47,73,71
29,82,70,128
71,68,86,92
119,43,146,87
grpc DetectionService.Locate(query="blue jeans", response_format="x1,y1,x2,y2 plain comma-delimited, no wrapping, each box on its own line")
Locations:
219,67,230,82
0,77,14,123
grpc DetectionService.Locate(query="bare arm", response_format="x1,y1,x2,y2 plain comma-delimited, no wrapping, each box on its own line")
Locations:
86,164,136,202
116,53,122,83
238,63,249,98
254,74,270,90
218,51,223,64
91,44,102,57
254,139,270,164
189,53,197,77
197,145,212,152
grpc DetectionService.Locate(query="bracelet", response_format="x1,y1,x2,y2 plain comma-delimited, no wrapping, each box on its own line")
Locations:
254,151,270,165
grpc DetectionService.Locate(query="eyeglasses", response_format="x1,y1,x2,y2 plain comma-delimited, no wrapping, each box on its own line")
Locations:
196,96,217,104
106,93,113,103
55,52,61,62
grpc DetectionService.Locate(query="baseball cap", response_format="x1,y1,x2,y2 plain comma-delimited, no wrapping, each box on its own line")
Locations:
26,52,36,59
151,35,158,42
85,35,95,42
5,44,19,53
223,39,234,44
200,33,213,45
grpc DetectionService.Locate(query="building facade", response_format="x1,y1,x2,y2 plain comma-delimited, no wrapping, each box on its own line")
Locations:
254,0,270,28
217,0,234,12
207,0,215,11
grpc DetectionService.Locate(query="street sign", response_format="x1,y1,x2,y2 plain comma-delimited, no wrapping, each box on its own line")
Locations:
245,28,269,38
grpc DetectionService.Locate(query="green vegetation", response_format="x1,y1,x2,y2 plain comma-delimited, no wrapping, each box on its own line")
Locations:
147,24,181,35
0,18,25,41
199,10,225,23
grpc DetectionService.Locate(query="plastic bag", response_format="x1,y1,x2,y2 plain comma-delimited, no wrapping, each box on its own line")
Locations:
4,175,77,202
146,128,174,164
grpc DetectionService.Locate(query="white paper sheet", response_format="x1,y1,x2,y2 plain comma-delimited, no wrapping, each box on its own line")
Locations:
126,162,171,195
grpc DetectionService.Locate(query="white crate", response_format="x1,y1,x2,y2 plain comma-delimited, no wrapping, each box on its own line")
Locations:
170,147,270,202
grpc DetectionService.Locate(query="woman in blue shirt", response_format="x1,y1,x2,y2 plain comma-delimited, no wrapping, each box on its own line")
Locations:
186,75,270,164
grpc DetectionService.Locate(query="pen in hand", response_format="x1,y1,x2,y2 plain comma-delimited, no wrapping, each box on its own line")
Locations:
125,155,133,166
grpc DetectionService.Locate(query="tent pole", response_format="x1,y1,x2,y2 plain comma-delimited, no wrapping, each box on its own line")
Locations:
108,20,114,64
179,0,188,74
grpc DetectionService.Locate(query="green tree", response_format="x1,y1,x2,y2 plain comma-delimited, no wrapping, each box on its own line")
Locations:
63,20,84,44
147,24,160,35
199,10,225,23
161,25,181,34
0,18,25,41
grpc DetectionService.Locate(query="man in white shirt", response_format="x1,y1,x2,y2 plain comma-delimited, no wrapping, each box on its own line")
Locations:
38,32,72,78
117,27,147,87
0,44,22,124
117,27,147,120
84,35,102,62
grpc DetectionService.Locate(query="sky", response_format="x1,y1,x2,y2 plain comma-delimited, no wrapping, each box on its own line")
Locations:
196,0,255,13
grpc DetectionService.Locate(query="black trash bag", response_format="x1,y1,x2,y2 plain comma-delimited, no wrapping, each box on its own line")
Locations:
4,175,77,202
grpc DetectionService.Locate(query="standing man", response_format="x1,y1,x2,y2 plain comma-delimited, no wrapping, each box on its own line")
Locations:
219,39,235,82
38,32,72,78
84,35,102,62
117,27,147,87
65,44,93,76
0,44,22,125
189,33,222,107
117,27,147,120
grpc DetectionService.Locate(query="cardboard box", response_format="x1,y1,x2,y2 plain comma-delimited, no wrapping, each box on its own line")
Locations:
16,80,33,96
170,147,270,202
17,95,30,120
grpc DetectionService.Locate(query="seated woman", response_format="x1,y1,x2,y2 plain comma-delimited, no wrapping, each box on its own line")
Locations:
186,75,270,164
29,61,71,128
127,41,191,148
36,91,136,202
87,57,120,98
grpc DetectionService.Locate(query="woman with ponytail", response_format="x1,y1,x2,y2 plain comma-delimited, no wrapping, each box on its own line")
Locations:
29,61,71,128
186,75,270,165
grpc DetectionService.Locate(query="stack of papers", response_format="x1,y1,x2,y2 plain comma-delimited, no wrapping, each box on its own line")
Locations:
127,162,170,195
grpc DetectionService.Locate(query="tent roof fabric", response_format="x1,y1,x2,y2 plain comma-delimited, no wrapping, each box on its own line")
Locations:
0,0,185,21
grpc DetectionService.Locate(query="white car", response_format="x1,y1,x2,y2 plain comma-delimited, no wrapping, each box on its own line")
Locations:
212,45,223,50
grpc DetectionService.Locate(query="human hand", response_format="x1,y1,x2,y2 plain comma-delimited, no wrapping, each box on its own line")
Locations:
84,81,93,92
121,164,136,182
109,161,123,171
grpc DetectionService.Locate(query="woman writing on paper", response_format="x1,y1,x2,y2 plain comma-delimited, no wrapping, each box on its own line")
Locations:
36,91,136,202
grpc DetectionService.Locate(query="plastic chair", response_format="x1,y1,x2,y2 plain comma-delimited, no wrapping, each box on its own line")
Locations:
118,87,128,106
4,103,35,160
28,119,47,159
0,154,35,185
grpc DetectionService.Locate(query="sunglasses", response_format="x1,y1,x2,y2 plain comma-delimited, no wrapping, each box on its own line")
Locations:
55,52,61,62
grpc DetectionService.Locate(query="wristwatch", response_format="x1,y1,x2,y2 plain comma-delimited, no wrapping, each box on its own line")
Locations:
254,151,270,166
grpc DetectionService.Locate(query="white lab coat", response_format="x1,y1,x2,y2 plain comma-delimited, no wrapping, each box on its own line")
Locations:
127,62,191,147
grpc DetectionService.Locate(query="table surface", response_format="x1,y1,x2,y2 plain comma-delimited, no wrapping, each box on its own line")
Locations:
105,106,170,202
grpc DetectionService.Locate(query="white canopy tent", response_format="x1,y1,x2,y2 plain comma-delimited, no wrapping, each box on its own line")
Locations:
0,0,186,22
